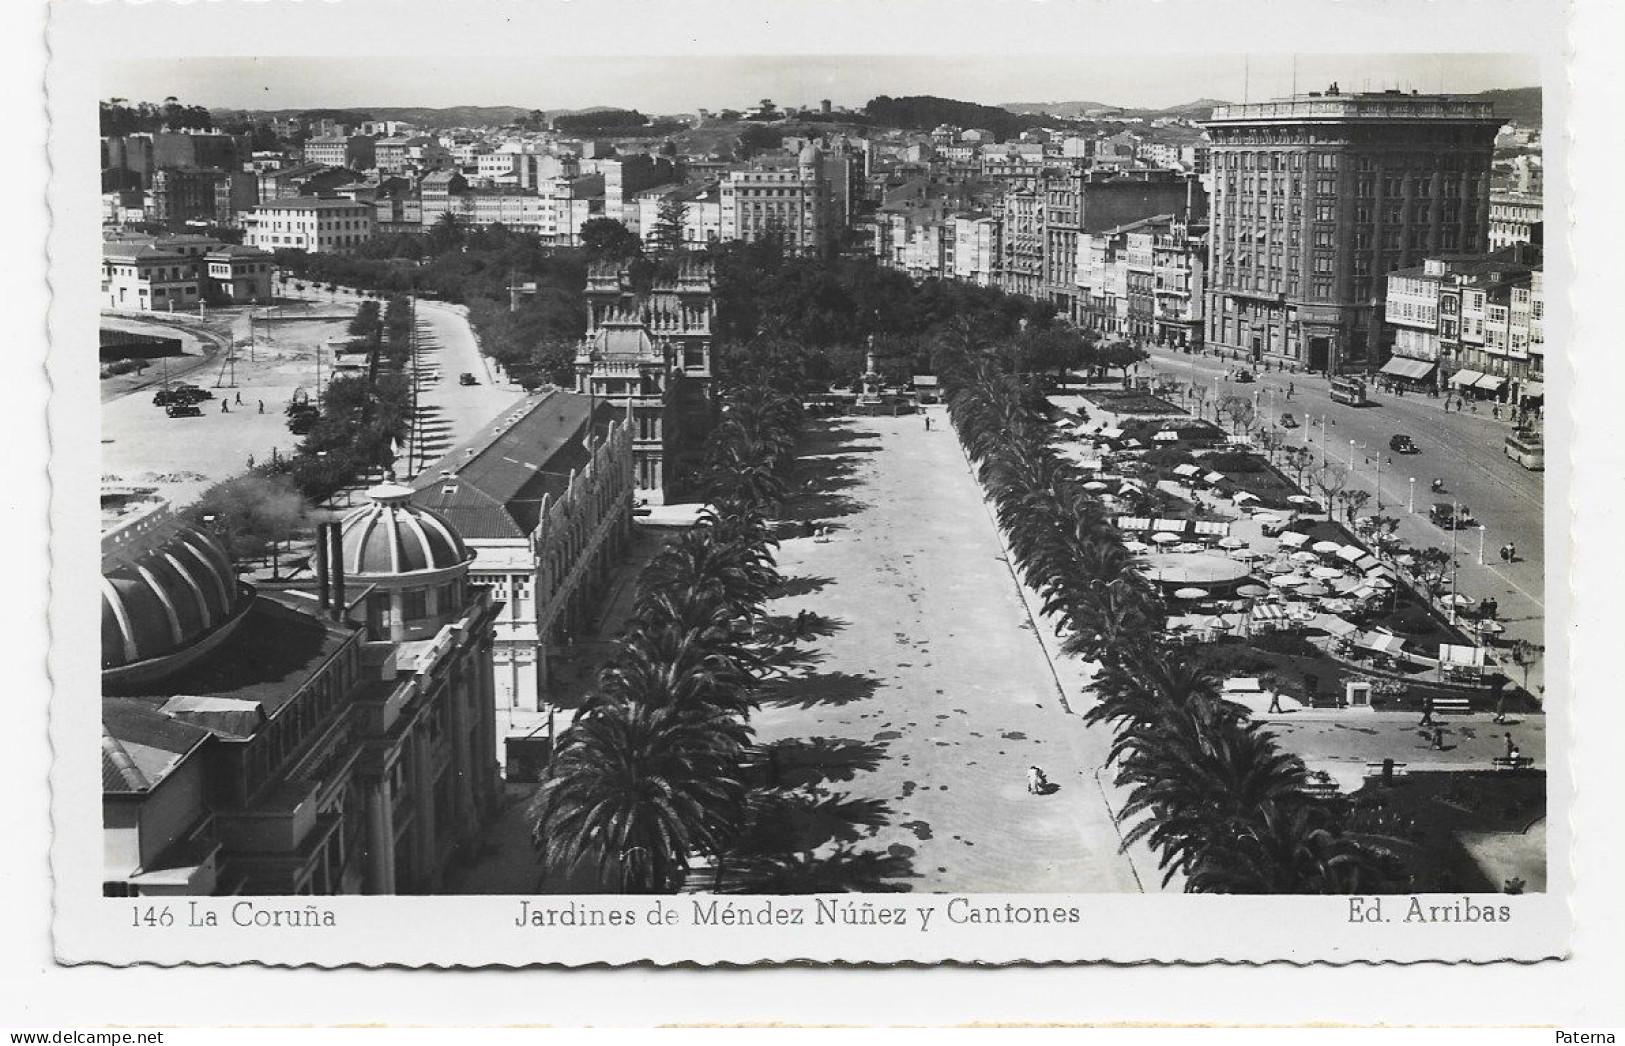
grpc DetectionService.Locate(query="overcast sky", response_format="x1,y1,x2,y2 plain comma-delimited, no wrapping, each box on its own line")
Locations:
106,53,1538,114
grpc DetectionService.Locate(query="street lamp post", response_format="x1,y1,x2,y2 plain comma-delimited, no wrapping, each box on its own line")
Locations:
1408,477,1416,513
1448,501,1460,623
1348,438,1356,468
1478,524,1487,565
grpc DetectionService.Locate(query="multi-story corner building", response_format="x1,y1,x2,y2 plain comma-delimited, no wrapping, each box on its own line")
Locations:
101,485,501,896
720,146,829,252
409,390,634,729
1381,251,1541,401
102,242,200,312
1199,87,1499,375
576,259,716,502
1488,191,1543,251
245,197,376,254
375,136,450,176
256,163,361,204
999,179,1045,299
1039,168,1205,322
1145,216,1209,348
303,135,377,171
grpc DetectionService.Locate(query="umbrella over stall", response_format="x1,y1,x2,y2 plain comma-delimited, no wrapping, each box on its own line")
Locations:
1174,587,1211,600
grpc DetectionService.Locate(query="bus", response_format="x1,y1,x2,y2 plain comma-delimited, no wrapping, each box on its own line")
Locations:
1329,376,1368,406
1504,431,1545,471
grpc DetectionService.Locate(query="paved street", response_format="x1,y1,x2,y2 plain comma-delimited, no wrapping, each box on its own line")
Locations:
1139,346,1548,694
754,411,1144,893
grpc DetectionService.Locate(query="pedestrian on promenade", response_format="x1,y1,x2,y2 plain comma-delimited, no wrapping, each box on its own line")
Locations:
221,399,229,413
1504,732,1518,760
235,391,243,405
1287,382,1294,399
258,400,264,414
246,454,255,469
1026,766,1049,794
1505,541,1516,563
1268,690,1284,714
1419,696,1435,728
1430,726,1445,751
1493,693,1509,725
1492,403,1501,420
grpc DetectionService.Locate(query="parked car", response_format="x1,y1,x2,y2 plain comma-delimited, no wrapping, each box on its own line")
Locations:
172,383,213,402
153,388,181,407
1429,502,1478,529
459,372,478,386
1389,434,1419,454
1234,370,1256,383
287,412,318,435
1279,412,1298,428
165,401,202,418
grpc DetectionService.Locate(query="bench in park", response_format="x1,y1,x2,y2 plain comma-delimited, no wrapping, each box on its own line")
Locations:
1430,696,1473,715
1492,756,1536,771
1365,760,1410,782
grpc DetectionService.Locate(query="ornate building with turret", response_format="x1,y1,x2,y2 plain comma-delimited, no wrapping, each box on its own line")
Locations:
575,258,714,502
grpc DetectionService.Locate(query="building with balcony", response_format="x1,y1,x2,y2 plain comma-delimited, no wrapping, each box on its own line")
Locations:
303,135,377,171
409,391,634,731
1200,87,1500,375
102,242,199,312
101,485,501,896
1381,252,1541,399
1488,191,1543,251
720,146,829,252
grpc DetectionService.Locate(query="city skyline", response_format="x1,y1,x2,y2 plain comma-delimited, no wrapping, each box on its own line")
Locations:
106,53,1539,116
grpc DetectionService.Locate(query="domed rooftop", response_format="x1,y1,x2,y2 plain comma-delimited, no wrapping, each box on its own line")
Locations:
798,142,822,165
339,480,470,577
102,519,248,673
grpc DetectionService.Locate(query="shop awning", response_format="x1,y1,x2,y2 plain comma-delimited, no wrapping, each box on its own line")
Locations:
1359,632,1408,656
1278,531,1310,548
1172,463,1201,477
1203,471,1226,484
1473,373,1507,392
1380,356,1437,381
1440,644,1487,669
1152,518,1189,533
1450,369,1486,388
1520,381,1545,401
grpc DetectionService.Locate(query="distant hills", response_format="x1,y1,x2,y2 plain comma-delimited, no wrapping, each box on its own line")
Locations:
998,86,1541,126
207,105,619,129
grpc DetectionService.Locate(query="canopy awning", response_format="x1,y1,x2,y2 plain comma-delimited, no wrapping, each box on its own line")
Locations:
1278,531,1310,548
1250,604,1289,621
1360,632,1408,655
1450,368,1486,388
1172,463,1201,477
1474,373,1507,392
1115,516,1153,531
1203,471,1226,484
1099,426,1125,439
1151,518,1188,533
1379,356,1437,381
1520,381,1545,400
1153,430,1179,442
1193,519,1230,536
1335,545,1367,563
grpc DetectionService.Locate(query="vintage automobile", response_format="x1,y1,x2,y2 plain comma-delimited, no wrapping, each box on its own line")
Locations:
1279,412,1299,428
1234,370,1256,383
1389,433,1420,454
459,372,479,386
1429,502,1478,529
164,401,203,418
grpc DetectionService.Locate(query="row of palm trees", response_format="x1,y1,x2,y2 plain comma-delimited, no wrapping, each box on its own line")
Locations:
944,352,1407,894
529,390,806,893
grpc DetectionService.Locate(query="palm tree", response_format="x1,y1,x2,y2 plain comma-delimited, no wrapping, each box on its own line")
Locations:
1186,801,1407,894
531,701,749,894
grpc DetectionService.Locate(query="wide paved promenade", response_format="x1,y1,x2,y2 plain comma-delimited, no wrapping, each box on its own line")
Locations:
755,411,1144,893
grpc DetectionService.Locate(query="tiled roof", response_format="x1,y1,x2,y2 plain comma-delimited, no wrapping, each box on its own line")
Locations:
102,697,213,794
410,389,616,538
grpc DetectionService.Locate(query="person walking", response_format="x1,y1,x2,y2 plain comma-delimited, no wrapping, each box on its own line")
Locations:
1492,403,1501,420
1287,382,1295,399
1429,726,1445,751
235,391,243,406
1505,541,1516,563
258,400,265,414
1418,696,1435,728
1504,732,1518,760
221,399,229,413
1268,690,1284,714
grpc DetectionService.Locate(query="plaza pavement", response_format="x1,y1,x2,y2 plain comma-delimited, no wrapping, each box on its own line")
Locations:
753,409,1147,894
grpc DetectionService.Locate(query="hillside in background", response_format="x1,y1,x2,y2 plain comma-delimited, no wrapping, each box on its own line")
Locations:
1476,87,1542,126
